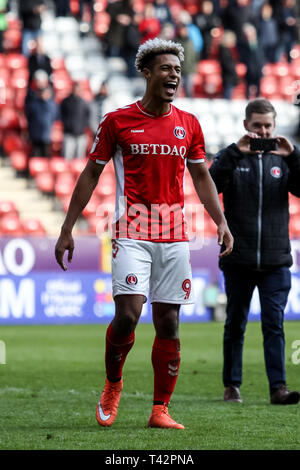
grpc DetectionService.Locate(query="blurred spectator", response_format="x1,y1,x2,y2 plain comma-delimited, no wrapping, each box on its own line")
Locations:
257,3,280,64
0,0,8,53
194,0,221,59
78,0,94,33
159,21,176,41
220,0,254,61
53,0,70,17
219,30,238,100
154,0,173,26
60,81,90,160
177,10,203,60
122,13,140,78
89,80,109,135
25,70,57,157
241,23,264,99
278,0,297,63
28,36,53,86
104,0,134,57
138,2,161,44
176,22,198,98
19,0,47,57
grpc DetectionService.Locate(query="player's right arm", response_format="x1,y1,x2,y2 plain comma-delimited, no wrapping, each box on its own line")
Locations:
55,160,105,270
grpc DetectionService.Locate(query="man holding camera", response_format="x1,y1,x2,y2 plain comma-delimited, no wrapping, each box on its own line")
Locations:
209,98,300,405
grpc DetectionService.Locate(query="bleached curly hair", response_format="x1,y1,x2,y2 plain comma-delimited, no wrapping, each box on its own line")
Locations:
135,38,185,72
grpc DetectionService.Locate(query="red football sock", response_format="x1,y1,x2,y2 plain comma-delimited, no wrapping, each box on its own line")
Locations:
151,336,181,405
105,323,135,382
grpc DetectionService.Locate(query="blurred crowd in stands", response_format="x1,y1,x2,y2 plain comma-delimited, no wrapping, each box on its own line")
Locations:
0,0,299,165
0,0,299,236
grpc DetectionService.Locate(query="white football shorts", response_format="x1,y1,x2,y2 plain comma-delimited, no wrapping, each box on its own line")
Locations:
111,238,194,304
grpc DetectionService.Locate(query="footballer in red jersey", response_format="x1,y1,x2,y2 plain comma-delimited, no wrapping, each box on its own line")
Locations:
55,38,233,430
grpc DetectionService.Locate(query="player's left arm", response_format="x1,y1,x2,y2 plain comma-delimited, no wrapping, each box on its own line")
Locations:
187,161,234,257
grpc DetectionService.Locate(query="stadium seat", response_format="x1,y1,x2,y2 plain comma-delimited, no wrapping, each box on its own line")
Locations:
0,213,23,235
5,53,28,70
29,157,50,178
22,218,47,236
197,60,221,76
290,215,300,238
9,150,28,172
35,171,55,194
49,157,70,176
235,63,247,79
0,200,18,218
82,194,101,218
10,68,29,90
3,28,22,53
0,107,19,130
260,77,279,99
95,171,115,198
70,158,87,178
54,173,75,198
273,62,290,79
289,195,300,216
2,132,23,154
93,12,111,38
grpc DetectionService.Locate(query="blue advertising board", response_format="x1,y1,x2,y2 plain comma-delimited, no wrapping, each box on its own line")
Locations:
0,271,212,325
1,236,300,325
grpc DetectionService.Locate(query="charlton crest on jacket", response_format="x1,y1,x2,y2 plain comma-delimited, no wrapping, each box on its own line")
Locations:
270,166,282,178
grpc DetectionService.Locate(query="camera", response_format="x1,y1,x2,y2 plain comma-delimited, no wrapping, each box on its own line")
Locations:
249,138,278,152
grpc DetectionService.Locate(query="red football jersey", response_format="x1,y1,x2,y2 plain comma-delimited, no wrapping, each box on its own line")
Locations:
89,101,206,241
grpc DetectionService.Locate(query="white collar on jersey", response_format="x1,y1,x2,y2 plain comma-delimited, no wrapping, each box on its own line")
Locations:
136,101,173,118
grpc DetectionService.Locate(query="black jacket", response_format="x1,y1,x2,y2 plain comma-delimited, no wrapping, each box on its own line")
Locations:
60,94,90,136
209,143,300,270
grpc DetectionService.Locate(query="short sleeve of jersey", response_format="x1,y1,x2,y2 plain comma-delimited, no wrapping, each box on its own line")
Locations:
186,115,206,163
89,112,117,165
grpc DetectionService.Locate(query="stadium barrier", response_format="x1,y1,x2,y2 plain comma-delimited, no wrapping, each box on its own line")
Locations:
1,237,300,325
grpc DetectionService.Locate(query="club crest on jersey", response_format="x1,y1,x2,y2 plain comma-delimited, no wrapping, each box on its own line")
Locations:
270,166,282,178
126,274,138,285
174,126,186,139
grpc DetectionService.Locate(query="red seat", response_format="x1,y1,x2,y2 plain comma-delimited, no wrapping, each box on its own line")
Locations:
10,150,28,172
51,57,66,72
70,158,87,178
49,157,70,176
3,29,22,52
0,200,18,218
54,173,75,198
94,12,111,37
272,62,290,78
22,218,47,236
290,215,300,238
203,74,222,96
260,77,279,98
0,213,23,235
236,63,247,78
5,53,28,70
0,107,19,130
10,68,29,90
3,132,23,154
82,194,101,218
197,60,221,75
35,171,55,194
29,157,50,178
88,213,110,235
95,171,115,198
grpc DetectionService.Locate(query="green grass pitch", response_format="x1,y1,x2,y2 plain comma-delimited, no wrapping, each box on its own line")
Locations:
0,321,299,450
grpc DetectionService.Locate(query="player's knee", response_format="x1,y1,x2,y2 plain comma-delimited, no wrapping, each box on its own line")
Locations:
113,311,139,335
